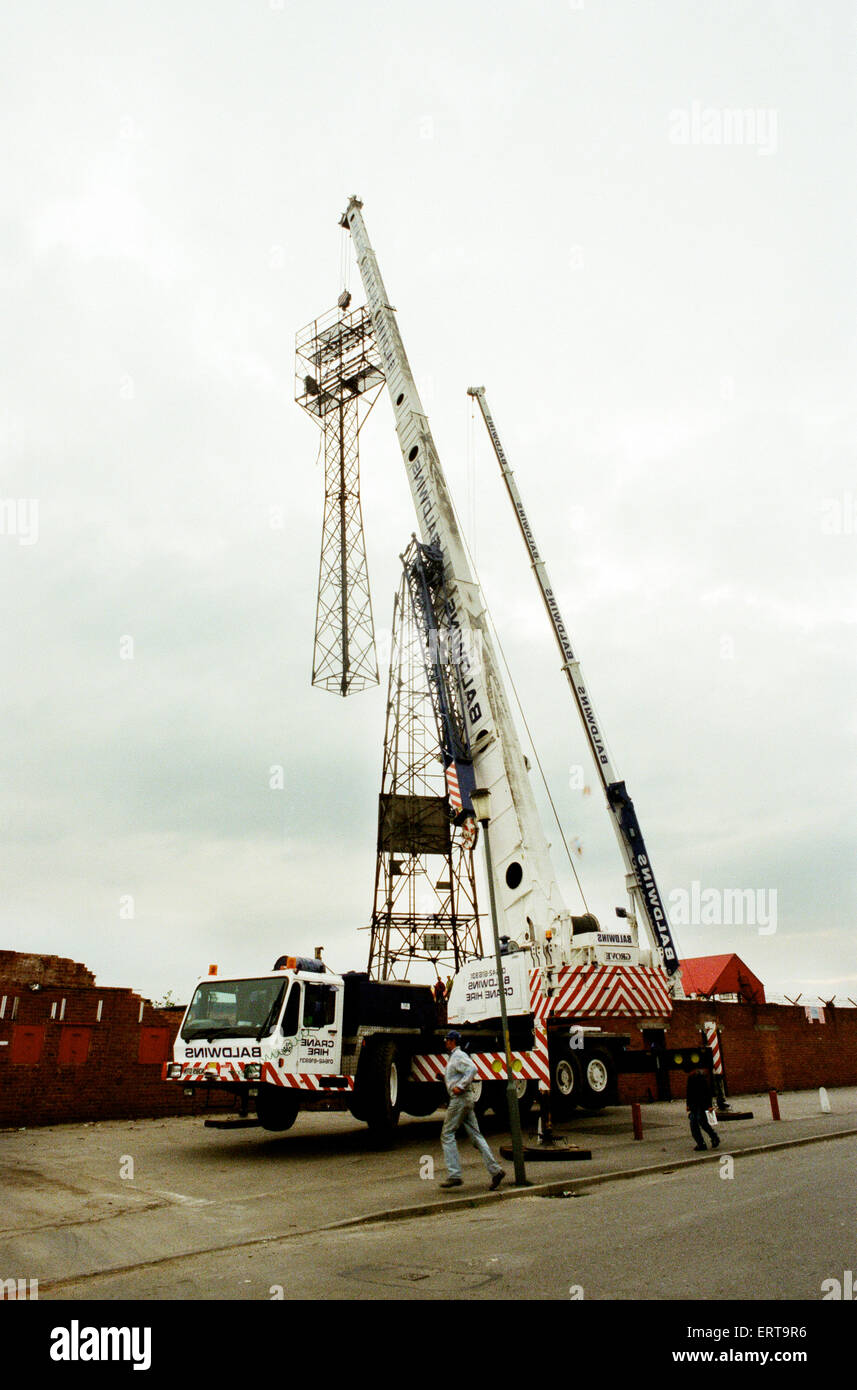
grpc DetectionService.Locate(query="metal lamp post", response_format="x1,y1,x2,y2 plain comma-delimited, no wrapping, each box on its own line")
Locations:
470,787,528,1187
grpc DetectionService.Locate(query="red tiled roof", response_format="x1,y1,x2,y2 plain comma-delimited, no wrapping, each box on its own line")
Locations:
680,954,765,1003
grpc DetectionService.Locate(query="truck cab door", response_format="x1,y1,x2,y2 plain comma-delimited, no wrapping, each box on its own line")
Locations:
271,981,303,1069
295,980,342,1074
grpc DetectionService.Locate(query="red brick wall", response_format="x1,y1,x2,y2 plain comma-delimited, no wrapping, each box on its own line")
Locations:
595,999,857,1102
0,956,220,1128
0,952,95,990
3,953,855,1125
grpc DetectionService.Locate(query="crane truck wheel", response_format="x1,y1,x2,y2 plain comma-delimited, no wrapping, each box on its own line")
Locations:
255,1088,300,1132
552,1054,581,1111
480,1082,505,1117
484,1080,528,1120
512,1076,536,1116
580,1050,614,1111
363,1040,403,1139
471,1077,490,1121
401,1081,444,1118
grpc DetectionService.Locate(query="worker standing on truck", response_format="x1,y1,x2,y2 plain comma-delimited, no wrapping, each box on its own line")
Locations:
433,977,447,1026
439,1030,505,1191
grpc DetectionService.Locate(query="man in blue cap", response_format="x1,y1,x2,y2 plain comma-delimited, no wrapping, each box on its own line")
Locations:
439,1029,505,1190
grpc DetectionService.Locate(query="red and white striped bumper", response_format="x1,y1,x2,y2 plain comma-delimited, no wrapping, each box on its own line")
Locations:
164,1060,354,1091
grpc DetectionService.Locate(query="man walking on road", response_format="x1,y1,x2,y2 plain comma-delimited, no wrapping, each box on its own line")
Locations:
686,1067,721,1152
439,1030,505,1191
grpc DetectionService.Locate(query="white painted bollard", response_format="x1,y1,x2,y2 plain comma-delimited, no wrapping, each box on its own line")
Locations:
819,1086,831,1114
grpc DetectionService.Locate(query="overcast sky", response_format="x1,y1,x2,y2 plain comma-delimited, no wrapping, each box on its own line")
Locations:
1,0,854,1007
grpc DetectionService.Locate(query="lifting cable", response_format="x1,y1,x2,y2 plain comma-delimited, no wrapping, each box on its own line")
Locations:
465,392,477,562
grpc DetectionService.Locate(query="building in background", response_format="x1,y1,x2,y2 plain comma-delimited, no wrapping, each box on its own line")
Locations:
0,950,199,1128
680,954,766,1005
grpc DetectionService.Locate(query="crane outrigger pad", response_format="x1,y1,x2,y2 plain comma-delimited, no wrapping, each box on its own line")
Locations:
500,1144,592,1162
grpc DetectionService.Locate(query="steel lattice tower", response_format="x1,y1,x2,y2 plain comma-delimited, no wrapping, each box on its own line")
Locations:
367,569,483,982
296,300,384,695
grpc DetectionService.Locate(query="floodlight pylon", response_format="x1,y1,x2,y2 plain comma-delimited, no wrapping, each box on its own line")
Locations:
296,302,384,695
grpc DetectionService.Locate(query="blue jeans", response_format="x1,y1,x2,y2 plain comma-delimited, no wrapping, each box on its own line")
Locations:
441,1093,503,1180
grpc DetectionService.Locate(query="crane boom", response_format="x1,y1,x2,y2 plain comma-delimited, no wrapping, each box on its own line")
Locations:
467,386,680,976
341,196,573,966
164,202,689,1141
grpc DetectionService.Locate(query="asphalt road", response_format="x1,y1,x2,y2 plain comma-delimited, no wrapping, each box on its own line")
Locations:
1,1095,854,1302
36,1138,857,1301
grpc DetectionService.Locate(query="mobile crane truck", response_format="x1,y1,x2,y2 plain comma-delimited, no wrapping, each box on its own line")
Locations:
165,197,708,1135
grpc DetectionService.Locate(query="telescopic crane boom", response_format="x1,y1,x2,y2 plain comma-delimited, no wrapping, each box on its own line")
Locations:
467,385,680,978
341,195,675,999
341,196,574,971
162,201,695,1141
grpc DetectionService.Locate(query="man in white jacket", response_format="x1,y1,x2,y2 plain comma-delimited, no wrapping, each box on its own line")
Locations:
439,1030,505,1191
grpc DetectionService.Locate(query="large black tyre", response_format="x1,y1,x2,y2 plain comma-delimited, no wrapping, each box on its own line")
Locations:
363,1040,403,1138
401,1081,445,1118
480,1082,506,1118
485,1079,530,1123
348,1094,368,1122
471,1077,491,1121
255,1088,300,1132
512,1075,537,1117
552,1052,582,1113
580,1049,614,1111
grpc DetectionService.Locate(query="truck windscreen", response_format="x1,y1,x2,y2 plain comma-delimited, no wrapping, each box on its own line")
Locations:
181,979,287,1041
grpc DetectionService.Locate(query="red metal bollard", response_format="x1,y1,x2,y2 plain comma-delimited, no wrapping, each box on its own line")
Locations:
631,1102,643,1140
768,1089,781,1121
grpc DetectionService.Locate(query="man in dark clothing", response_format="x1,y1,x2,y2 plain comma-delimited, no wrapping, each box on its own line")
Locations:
686,1068,721,1151
433,978,447,1026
